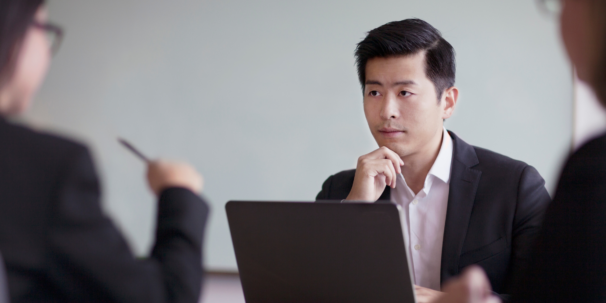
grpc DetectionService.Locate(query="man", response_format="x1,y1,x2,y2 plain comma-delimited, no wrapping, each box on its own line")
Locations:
316,19,551,300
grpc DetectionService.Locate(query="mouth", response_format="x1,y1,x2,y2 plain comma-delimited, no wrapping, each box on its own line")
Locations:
378,127,406,138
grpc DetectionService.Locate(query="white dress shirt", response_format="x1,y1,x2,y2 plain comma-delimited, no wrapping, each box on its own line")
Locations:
392,128,453,291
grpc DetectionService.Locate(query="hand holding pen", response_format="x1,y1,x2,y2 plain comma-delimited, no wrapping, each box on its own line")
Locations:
119,138,204,195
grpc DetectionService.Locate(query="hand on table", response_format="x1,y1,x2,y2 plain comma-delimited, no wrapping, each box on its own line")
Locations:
415,285,443,303
345,146,404,201
146,160,204,196
431,266,501,303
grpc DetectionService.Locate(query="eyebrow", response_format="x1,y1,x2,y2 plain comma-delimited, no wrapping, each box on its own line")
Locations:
365,80,417,87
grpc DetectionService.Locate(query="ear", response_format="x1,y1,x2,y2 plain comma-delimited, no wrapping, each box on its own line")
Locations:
441,86,458,120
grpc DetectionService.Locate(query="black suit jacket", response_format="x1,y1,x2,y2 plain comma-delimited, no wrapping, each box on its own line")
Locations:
511,133,606,303
0,117,209,303
316,131,551,294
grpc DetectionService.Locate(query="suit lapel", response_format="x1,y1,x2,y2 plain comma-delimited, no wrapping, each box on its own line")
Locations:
440,132,482,284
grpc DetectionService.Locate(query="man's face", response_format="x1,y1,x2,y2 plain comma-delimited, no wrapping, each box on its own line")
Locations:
363,52,454,158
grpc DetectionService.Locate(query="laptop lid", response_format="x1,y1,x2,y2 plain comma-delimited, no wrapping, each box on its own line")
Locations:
226,201,416,303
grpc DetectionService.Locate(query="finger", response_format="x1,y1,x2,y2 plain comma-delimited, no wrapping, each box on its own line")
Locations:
364,148,402,177
366,146,392,159
371,160,390,183
390,162,397,188
377,147,403,174
462,266,493,302
389,160,397,188
383,160,396,188
386,149,404,174
465,266,492,290
146,159,158,168
379,168,392,190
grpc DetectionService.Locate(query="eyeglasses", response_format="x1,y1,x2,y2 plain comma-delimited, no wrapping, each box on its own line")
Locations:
536,0,563,17
31,20,64,55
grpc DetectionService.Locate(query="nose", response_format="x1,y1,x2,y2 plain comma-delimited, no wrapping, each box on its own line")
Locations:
379,92,399,120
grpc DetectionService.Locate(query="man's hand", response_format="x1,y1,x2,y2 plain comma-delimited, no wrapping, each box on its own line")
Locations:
415,285,443,303
146,160,204,196
345,146,404,201
431,266,502,303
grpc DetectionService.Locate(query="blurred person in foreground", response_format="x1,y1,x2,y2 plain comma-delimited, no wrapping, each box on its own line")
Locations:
0,1,209,302
431,0,606,302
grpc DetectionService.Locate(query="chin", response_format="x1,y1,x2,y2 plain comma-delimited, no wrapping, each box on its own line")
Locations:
379,142,408,157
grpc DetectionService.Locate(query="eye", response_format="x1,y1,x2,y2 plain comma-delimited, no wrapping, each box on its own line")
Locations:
368,90,381,97
400,91,412,97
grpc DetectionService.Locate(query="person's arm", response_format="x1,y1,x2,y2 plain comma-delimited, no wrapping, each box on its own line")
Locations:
316,175,334,200
505,165,551,293
46,145,208,303
150,187,209,303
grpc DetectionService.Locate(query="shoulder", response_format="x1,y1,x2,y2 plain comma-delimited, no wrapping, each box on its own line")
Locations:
450,131,532,175
567,133,606,167
472,145,530,173
450,132,546,195
556,133,606,193
0,120,92,170
472,146,548,206
317,169,356,200
2,120,87,152
324,169,357,188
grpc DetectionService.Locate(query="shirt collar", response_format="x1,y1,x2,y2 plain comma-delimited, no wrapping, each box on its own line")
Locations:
427,127,453,184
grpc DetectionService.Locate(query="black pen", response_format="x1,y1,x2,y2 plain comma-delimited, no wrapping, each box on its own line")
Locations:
118,138,150,163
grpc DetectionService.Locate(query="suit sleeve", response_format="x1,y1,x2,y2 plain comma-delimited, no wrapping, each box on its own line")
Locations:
315,175,333,200
506,165,551,293
46,145,209,303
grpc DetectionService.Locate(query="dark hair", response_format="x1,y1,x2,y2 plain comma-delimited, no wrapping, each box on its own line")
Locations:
0,0,45,87
355,18,456,100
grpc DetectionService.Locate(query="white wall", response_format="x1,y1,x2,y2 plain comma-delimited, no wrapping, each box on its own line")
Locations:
574,77,606,148
29,0,572,271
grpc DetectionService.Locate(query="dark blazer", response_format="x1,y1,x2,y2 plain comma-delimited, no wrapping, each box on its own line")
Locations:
0,117,209,303
316,131,551,294
511,132,606,303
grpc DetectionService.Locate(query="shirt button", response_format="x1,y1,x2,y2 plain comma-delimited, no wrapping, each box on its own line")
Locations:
414,244,421,250
412,199,418,205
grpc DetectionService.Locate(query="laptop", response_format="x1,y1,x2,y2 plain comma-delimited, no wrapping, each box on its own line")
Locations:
226,201,417,303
